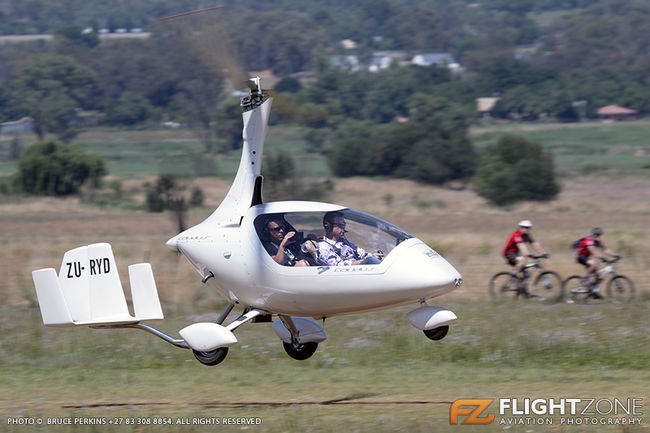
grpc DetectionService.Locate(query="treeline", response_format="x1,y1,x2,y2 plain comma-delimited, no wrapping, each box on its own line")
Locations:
2,1,650,125
2,0,648,205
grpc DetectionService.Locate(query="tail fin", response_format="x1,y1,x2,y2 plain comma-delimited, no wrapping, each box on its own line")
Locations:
32,268,74,327
32,243,164,326
128,263,164,321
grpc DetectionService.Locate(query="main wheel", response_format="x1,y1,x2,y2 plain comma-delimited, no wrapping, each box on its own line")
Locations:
192,347,229,366
423,325,449,341
531,270,564,303
563,275,592,304
283,341,318,360
606,275,635,303
489,272,519,300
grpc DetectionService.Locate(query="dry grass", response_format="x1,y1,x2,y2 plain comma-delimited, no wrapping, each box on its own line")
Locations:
1,176,648,307
1,177,648,433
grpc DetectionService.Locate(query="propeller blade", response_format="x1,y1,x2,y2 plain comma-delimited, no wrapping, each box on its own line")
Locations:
160,5,224,21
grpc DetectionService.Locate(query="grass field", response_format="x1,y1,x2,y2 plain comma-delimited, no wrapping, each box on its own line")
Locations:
1,121,649,432
470,120,650,173
3,118,650,180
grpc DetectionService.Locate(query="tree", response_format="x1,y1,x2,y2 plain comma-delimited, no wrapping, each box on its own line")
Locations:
474,135,559,206
12,54,97,141
15,140,106,196
214,99,244,152
104,92,154,126
145,174,205,233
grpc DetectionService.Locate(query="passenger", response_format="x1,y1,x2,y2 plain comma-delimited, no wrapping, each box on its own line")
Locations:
262,216,309,267
317,211,383,266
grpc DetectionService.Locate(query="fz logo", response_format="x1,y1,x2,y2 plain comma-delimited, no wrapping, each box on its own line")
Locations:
450,399,495,425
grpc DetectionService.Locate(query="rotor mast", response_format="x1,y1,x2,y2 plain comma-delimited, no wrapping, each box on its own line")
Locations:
206,78,273,226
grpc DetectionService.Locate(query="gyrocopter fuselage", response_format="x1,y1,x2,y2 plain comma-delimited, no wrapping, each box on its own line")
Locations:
32,78,462,366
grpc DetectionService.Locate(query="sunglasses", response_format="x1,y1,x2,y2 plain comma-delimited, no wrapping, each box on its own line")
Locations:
269,226,284,232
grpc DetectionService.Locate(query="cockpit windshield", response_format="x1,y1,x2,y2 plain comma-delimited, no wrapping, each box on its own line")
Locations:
254,209,413,267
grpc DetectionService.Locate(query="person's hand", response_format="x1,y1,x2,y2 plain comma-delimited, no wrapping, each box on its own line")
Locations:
281,231,296,247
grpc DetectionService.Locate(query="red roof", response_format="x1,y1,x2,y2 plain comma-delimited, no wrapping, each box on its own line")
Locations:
596,105,638,115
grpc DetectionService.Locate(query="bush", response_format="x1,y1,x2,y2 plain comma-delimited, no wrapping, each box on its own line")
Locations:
327,121,476,184
14,140,106,196
104,92,154,126
474,135,559,206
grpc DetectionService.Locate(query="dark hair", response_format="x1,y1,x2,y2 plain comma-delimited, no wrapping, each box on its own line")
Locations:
323,211,344,232
263,214,285,237
591,227,603,236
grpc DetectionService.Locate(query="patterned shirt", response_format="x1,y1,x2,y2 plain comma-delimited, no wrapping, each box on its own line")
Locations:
317,237,369,266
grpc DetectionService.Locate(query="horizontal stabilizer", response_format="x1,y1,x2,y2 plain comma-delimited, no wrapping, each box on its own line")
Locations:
32,243,165,327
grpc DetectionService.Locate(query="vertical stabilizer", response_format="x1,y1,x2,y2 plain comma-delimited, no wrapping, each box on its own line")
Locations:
128,263,164,320
87,243,130,320
32,268,74,326
56,243,130,322
58,245,92,322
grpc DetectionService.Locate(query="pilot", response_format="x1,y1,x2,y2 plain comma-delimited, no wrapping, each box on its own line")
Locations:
263,216,309,267
317,211,383,266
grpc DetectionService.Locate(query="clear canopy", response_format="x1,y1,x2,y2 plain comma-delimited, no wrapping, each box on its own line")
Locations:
255,209,413,266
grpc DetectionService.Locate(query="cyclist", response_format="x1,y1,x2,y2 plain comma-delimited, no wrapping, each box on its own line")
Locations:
502,220,548,282
575,227,618,298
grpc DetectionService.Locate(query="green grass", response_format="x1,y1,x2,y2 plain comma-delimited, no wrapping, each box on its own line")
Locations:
4,120,650,181
470,121,650,173
70,126,329,179
1,299,648,432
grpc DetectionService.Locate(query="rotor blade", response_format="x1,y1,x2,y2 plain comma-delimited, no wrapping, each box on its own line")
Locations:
160,5,224,21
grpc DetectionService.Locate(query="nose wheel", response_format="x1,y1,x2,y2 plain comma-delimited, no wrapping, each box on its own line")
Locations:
192,347,229,366
282,341,318,360
423,325,449,341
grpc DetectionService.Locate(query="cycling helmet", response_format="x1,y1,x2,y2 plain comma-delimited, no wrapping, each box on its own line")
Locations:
518,220,533,228
591,227,603,236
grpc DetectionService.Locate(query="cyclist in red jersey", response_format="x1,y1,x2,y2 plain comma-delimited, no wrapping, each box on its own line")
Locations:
502,220,548,278
575,227,617,298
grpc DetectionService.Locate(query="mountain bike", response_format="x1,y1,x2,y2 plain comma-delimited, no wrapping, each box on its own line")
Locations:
488,256,564,303
563,256,634,303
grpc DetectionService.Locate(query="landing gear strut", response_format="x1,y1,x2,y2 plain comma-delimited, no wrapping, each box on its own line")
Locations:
275,315,325,361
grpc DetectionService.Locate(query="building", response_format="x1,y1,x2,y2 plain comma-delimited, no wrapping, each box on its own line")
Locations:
330,55,361,72
596,105,638,120
411,53,461,70
0,117,33,134
476,97,499,117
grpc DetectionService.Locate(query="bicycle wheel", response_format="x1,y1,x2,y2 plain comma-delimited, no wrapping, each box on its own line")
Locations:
563,275,591,304
489,271,519,301
531,270,564,303
606,275,635,303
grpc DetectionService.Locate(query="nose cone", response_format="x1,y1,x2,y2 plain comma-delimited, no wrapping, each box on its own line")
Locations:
166,234,179,249
389,240,462,295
